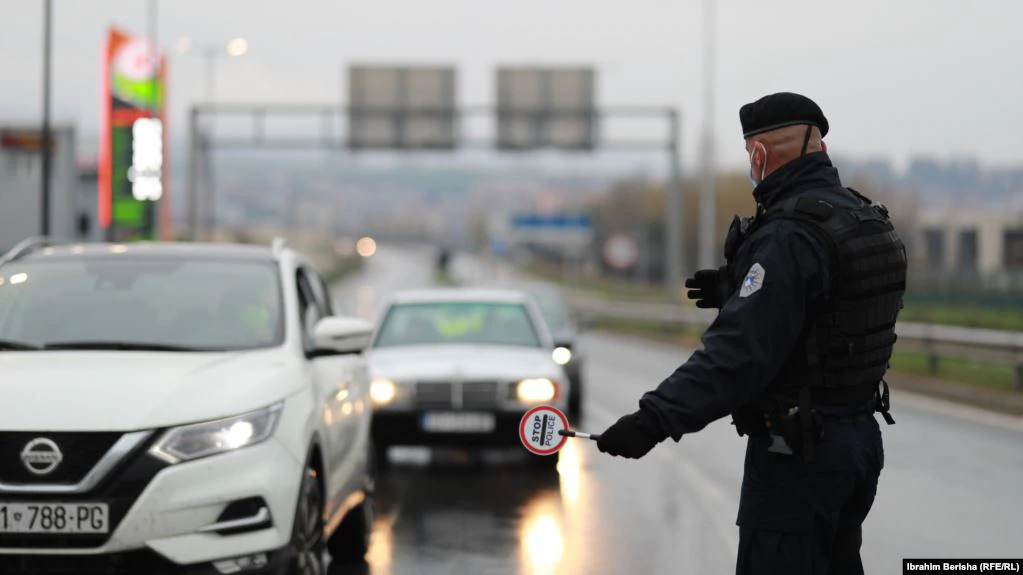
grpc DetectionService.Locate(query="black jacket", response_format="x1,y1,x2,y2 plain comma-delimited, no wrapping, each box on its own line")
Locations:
638,152,869,441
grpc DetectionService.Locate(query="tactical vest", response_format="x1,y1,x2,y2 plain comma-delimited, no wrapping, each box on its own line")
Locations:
727,189,907,457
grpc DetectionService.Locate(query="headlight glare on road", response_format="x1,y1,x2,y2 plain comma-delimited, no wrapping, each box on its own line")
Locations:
371,377,397,405
149,404,282,464
517,378,557,403
551,346,572,366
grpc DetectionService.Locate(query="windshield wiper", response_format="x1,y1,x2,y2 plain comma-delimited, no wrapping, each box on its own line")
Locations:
0,338,42,351
42,341,211,352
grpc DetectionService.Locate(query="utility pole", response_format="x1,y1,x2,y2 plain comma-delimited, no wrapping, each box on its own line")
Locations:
204,49,217,240
148,0,161,240
698,0,718,270
148,0,158,104
178,37,247,240
665,109,684,296
187,107,200,240
40,0,53,237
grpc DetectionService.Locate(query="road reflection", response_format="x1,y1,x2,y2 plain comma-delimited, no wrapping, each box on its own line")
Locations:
327,446,595,575
520,503,564,574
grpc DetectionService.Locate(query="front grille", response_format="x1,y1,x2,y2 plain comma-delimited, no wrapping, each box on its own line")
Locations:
0,432,122,485
0,434,167,549
462,381,499,408
414,381,502,409
415,382,453,409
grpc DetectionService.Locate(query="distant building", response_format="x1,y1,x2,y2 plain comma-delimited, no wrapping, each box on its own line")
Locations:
916,208,1023,275
0,125,82,251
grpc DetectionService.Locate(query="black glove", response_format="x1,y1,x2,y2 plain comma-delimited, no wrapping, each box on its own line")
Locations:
684,265,732,309
597,411,664,459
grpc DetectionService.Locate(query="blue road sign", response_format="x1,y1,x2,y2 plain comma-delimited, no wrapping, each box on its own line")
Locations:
510,214,592,230
489,237,508,256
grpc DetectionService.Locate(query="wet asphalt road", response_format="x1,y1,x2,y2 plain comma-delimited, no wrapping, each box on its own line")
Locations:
329,246,1023,575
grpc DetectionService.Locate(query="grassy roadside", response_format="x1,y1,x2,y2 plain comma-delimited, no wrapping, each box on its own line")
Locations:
522,265,675,303
522,262,1021,392
523,265,1023,332
888,350,1017,392
897,304,1023,332
434,269,457,286
591,317,1019,394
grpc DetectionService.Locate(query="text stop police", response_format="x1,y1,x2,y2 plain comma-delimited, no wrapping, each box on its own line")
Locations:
519,406,568,456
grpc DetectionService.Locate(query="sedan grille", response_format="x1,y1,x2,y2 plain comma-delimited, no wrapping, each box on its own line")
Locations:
414,381,503,409
462,381,500,408
415,382,454,410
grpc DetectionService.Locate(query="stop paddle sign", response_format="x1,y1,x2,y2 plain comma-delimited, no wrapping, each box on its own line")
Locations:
519,405,600,455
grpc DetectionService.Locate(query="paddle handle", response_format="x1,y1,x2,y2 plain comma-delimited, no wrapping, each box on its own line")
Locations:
558,429,601,441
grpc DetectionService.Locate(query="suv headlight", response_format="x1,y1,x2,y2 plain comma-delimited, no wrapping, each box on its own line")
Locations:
149,403,283,464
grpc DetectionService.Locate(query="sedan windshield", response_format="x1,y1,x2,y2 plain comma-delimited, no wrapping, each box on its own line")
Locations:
373,301,540,348
0,256,283,351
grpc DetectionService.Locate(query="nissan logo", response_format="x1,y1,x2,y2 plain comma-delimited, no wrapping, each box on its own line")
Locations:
20,438,63,476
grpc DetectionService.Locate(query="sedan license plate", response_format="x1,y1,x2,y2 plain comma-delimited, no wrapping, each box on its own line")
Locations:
0,503,109,534
421,412,496,433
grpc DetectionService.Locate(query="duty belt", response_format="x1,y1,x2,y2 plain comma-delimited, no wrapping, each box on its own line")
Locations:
731,381,893,457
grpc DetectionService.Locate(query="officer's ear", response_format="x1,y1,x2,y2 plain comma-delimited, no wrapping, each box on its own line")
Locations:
821,140,828,153
748,141,764,167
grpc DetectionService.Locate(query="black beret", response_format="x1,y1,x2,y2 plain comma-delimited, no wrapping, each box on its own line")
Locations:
739,92,829,139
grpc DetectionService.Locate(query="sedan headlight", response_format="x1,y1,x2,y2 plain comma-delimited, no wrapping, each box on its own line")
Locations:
517,378,557,403
551,346,572,366
370,377,397,405
149,404,283,464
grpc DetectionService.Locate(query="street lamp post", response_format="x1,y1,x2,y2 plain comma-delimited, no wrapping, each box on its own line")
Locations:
176,37,247,120
40,0,52,237
698,0,718,272
177,37,248,240
205,47,217,106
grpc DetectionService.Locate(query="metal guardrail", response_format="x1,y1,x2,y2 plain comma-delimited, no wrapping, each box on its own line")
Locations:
565,293,1023,392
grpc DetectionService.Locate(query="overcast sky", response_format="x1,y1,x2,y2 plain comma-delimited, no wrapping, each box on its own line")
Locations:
1,0,1021,172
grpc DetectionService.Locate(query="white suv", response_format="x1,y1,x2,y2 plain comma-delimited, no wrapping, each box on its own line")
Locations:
0,238,376,575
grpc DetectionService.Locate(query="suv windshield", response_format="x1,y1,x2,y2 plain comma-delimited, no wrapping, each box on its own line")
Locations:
373,301,540,349
0,256,283,351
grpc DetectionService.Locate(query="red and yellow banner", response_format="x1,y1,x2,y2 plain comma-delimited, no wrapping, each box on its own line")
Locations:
99,26,170,241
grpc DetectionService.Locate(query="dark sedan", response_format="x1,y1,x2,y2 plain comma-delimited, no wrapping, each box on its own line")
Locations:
524,285,586,419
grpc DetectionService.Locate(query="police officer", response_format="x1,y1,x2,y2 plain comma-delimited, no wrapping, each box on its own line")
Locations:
596,92,907,575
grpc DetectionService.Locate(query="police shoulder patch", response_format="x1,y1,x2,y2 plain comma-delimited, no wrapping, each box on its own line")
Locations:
739,263,765,298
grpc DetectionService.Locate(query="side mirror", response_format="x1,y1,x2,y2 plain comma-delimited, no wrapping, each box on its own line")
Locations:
313,317,374,355
553,338,574,350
